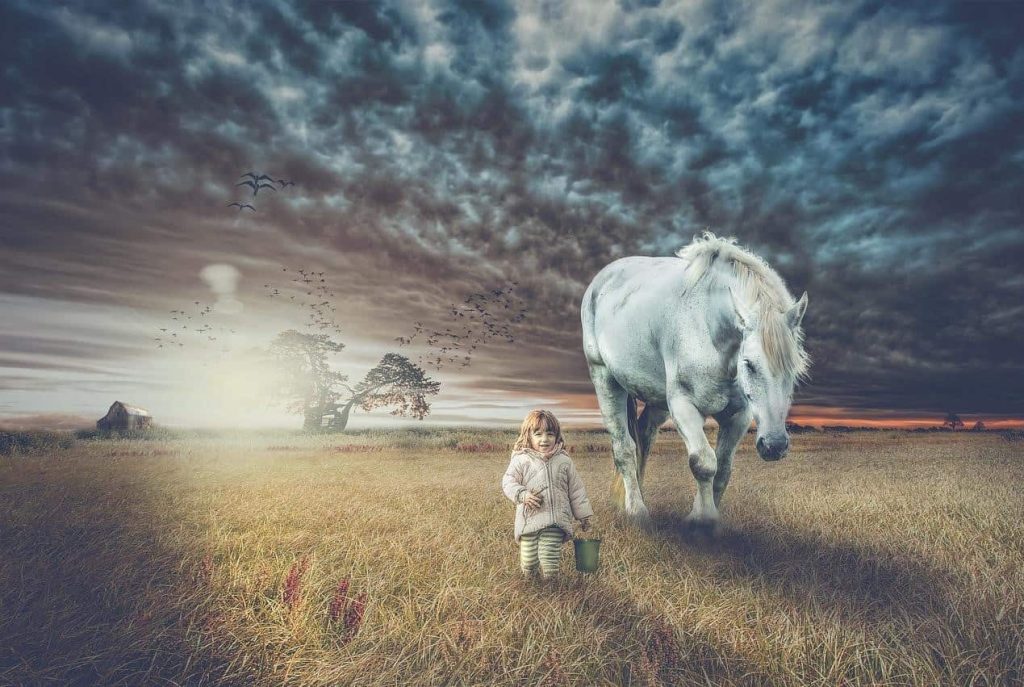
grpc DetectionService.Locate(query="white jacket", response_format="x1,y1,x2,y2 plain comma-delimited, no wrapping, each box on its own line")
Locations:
501,446,594,543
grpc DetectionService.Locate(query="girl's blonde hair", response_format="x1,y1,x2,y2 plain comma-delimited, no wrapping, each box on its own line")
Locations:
513,409,563,451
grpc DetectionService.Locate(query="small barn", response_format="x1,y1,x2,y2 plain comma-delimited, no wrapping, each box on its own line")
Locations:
96,401,153,431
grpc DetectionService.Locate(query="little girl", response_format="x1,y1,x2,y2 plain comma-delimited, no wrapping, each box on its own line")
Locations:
501,409,594,580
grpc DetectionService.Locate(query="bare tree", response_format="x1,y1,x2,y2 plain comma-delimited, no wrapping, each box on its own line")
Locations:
324,353,441,432
971,420,986,432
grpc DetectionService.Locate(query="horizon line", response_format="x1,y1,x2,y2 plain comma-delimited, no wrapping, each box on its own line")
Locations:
1,408,1023,431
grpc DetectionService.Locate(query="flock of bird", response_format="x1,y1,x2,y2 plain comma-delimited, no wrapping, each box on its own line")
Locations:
227,171,297,213
154,171,297,351
153,301,236,352
263,267,345,338
154,169,530,369
252,267,529,371
396,283,529,371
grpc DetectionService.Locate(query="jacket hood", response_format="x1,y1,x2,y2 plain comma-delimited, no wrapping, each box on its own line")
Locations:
519,440,566,462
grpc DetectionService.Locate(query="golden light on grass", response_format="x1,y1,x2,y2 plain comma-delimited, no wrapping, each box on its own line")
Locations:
1,429,1022,684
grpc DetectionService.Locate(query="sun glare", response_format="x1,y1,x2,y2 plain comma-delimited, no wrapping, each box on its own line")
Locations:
166,351,289,429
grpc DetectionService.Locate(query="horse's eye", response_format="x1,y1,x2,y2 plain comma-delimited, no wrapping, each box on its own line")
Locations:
745,360,756,374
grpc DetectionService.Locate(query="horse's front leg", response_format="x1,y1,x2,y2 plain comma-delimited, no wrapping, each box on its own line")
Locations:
712,406,753,509
667,392,718,527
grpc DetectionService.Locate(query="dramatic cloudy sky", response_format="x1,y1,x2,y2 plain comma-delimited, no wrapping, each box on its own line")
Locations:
1,0,1022,429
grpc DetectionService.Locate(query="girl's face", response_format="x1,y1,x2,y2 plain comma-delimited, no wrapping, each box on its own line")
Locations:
530,423,557,451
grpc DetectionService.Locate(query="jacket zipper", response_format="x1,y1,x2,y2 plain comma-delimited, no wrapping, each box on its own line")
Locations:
546,460,554,523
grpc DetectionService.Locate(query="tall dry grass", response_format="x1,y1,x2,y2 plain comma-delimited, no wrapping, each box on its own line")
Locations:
0,429,1021,685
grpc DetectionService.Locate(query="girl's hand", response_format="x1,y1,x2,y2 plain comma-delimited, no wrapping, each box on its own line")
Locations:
579,517,592,532
522,490,544,510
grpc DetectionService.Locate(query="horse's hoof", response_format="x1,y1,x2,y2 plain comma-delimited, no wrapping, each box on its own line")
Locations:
684,514,720,536
626,507,655,531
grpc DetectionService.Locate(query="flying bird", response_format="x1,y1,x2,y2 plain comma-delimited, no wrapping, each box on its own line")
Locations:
240,172,274,183
237,178,276,197
227,202,256,212
276,178,296,188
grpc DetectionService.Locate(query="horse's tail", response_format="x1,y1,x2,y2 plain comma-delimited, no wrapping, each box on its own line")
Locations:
612,394,642,510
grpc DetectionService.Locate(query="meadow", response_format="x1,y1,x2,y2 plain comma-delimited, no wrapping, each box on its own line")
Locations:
1,428,1021,686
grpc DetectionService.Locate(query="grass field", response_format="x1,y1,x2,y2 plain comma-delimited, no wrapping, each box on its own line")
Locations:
1,428,1022,686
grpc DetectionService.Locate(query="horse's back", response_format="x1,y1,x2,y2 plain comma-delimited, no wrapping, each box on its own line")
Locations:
581,255,687,369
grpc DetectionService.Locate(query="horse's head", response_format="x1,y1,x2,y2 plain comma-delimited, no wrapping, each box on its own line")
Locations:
730,288,809,461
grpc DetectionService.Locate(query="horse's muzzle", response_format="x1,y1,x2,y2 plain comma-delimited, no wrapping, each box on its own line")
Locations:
756,435,789,461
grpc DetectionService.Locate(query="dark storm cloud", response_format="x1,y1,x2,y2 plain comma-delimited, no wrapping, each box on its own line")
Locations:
1,0,1023,422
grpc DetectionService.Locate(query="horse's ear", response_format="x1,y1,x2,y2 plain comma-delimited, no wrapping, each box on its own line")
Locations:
787,292,808,330
729,287,756,332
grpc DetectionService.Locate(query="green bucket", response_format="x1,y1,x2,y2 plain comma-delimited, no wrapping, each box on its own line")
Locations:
573,538,601,573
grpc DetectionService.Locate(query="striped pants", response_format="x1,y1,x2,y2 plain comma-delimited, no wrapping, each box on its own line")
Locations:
519,526,564,578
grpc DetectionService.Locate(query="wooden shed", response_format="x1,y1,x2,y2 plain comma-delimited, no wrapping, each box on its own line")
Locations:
96,401,153,431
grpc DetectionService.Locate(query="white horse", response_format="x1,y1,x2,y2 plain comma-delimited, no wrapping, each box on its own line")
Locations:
581,232,809,529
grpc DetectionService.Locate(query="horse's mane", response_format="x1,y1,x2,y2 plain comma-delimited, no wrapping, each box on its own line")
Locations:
676,231,810,381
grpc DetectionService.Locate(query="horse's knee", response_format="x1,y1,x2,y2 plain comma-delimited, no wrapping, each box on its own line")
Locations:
612,438,638,468
688,450,716,481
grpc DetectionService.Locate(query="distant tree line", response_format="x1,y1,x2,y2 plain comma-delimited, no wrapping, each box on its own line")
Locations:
778,413,994,434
